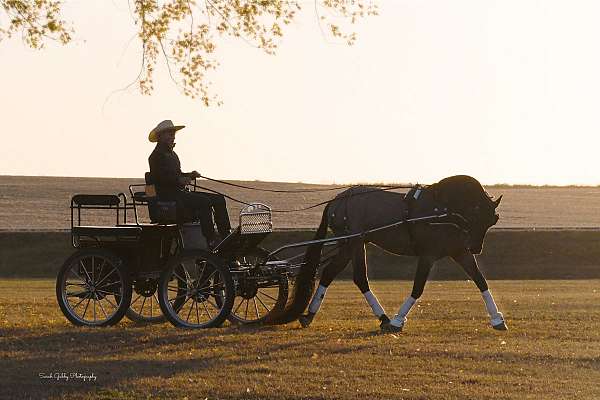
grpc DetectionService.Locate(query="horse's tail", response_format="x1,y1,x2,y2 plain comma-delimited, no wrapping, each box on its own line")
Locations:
266,204,330,325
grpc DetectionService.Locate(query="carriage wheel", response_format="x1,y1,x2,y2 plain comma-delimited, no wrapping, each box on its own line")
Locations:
124,278,165,324
56,249,132,327
229,248,289,325
158,252,234,328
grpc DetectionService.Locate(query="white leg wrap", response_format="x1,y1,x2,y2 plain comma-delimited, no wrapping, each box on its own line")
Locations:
363,291,385,317
482,290,504,326
390,296,417,327
308,285,328,314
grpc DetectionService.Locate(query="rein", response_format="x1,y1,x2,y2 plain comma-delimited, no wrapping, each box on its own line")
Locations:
190,179,416,213
198,174,413,193
193,175,496,223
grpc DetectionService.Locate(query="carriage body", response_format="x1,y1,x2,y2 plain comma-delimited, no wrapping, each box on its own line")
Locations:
57,183,296,328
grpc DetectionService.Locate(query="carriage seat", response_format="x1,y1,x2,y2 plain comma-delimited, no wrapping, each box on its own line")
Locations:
135,172,197,225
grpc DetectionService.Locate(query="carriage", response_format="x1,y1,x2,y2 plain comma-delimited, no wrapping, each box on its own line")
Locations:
56,174,499,330
55,179,314,328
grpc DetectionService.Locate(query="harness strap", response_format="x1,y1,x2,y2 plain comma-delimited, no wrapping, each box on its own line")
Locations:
404,187,420,255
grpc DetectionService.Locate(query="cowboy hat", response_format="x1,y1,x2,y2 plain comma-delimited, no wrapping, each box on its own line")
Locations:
148,120,185,143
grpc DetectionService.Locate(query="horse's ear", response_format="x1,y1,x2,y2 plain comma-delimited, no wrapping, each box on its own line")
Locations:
493,195,503,208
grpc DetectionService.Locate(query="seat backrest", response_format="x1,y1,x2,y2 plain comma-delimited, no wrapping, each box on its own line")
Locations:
144,172,157,198
72,194,120,207
143,171,178,224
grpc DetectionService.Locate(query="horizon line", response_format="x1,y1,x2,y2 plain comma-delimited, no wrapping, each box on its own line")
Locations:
1,174,599,189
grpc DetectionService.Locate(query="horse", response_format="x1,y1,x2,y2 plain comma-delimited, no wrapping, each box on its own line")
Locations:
268,175,507,332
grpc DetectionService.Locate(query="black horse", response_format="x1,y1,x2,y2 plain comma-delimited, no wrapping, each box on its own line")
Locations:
269,175,507,332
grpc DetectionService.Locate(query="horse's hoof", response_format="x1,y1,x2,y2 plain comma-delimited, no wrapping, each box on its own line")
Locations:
298,313,314,328
380,321,403,333
379,314,391,324
492,321,508,331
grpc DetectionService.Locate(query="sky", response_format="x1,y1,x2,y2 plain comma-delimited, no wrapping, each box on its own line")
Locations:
1,0,599,186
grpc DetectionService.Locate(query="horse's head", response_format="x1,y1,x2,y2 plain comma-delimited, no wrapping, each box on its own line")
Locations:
462,194,501,254
432,175,502,254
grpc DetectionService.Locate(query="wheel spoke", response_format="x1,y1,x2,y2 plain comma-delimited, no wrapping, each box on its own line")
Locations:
97,280,120,291
183,266,192,284
71,293,89,309
79,260,93,283
255,293,271,312
198,262,206,285
258,290,278,302
94,293,109,319
169,294,190,314
186,298,195,322
169,293,188,303
173,270,187,284
82,298,91,319
202,300,212,319
131,294,142,306
150,294,153,317
96,259,106,286
138,296,147,315
104,295,118,310
91,256,95,284
65,282,87,287
198,282,224,292
96,288,120,296
195,299,200,323
233,298,245,314
194,261,207,288
197,270,217,290
66,290,89,298
69,267,87,284
174,295,191,312
244,299,249,320
253,298,260,319
94,267,117,287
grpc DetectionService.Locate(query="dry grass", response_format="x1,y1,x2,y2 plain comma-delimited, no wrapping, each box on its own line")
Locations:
1,279,599,399
3,176,600,230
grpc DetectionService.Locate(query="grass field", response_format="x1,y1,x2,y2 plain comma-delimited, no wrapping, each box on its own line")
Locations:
1,279,599,399
3,175,600,229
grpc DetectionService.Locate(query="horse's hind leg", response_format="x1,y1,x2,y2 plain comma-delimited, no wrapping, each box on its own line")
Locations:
299,244,352,328
351,242,389,325
452,251,508,331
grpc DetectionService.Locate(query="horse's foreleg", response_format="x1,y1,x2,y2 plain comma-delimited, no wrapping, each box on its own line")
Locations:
351,242,389,324
386,257,434,331
452,252,508,331
299,245,352,327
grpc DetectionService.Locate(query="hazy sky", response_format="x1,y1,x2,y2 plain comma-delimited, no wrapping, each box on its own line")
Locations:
1,0,599,185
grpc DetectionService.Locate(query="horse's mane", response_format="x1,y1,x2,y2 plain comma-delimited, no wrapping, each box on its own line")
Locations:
429,175,491,209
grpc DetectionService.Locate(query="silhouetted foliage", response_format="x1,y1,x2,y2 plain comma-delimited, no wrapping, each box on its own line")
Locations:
1,0,377,105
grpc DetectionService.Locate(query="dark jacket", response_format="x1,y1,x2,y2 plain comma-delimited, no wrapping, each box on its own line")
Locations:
148,143,186,200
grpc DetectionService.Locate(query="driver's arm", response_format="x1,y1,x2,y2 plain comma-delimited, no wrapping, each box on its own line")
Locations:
180,170,200,183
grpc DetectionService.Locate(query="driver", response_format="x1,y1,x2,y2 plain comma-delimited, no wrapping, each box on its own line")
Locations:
147,120,231,245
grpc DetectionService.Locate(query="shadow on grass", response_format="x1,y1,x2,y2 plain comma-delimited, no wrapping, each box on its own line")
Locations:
1,323,364,399
4,355,225,399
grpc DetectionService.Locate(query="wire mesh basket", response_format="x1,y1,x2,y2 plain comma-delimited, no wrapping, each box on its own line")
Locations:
239,203,273,235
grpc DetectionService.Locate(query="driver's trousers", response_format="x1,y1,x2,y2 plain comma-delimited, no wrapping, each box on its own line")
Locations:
177,191,231,241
